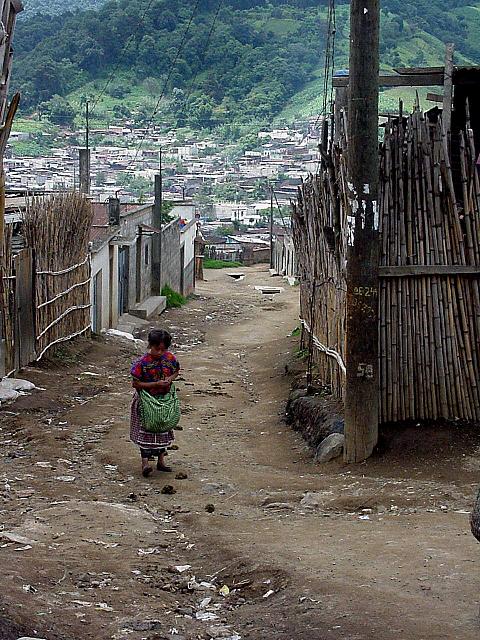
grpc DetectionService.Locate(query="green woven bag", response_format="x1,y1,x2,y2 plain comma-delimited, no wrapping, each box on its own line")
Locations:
139,385,181,433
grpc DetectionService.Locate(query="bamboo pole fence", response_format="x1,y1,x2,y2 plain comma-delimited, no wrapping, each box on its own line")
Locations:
293,105,480,424
0,223,14,372
23,192,94,360
292,143,349,399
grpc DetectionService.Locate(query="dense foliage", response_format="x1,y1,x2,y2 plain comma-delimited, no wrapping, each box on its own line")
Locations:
21,0,105,16
12,0,480,129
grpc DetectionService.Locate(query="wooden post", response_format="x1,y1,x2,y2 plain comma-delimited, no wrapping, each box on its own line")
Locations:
442,43,455,139
0,168,5,377
270,185,274,269
344,0,381,463
79,148,91,195
152,172,162,295
334,86,348,143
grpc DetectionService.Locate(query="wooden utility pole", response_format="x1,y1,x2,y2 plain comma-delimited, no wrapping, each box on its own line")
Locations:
79,99,91,195
334,86,348,143
344,0,381,463
442,43,455,139
269,185,274,269
79,148,90,195
152,155,163,296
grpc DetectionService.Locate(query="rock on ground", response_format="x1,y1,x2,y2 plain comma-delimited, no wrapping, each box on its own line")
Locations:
315,433,345,463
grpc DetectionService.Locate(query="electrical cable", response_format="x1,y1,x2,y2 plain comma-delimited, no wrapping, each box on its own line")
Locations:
91,0,157,111
119,0,203,181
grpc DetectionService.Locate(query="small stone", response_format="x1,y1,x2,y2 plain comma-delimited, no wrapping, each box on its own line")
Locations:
300,492,323,509
205,503,215,513
175,472,188,480
315,433,345,463
161,485,176,495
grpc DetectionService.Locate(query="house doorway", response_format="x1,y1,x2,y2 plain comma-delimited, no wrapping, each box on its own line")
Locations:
92,270,103,334
118,246,130,316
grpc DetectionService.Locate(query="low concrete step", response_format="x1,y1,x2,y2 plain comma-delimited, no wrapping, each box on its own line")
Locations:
129,296,167,320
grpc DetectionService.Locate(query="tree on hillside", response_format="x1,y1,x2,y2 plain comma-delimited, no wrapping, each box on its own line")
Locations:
41,95,76,127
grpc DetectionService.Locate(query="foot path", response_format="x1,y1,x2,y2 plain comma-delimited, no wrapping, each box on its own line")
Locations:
0,265,479,639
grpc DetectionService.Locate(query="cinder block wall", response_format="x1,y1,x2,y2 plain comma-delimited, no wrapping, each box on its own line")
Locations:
160,220,181,292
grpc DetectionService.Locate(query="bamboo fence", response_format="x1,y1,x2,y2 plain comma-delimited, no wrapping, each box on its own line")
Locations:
293,106,480,424
0,223,14,373
23,192,94,359
292,144,349,399
379,109,480,423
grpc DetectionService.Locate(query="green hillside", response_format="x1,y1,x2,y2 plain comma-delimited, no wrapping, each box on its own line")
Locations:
21,0,105,16
11,0,480,131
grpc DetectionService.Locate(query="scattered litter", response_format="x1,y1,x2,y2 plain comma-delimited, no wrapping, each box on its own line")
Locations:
55,476,76,482
359,515,370,521
84,539,119,549
104,465,118,471
196,611,219,622
1,377,36,392
15,545,32,552
199,597,212,608
137,547,160,556
219,585,230,597
174,564,192,573
35,462,53,469
1,532,36,546
104,329,144,346
263,589,275,599
81,372,101,377
95,602,114,612
22,584,37,593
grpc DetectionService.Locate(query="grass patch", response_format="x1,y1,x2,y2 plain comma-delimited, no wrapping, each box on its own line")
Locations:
161,285,186,309
203,259,243,269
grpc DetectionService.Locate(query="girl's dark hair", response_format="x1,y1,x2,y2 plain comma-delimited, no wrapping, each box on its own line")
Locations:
148,329,172,349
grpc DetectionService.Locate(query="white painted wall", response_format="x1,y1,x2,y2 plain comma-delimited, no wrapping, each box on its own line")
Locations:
90,243,119,332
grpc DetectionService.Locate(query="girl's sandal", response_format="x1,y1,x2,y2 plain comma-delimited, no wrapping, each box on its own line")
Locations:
157,463,172,473
142,466,153,478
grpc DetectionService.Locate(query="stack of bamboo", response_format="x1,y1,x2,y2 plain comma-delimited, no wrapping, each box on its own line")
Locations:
292,143,349,399
379,109,480,423
24,192,94,359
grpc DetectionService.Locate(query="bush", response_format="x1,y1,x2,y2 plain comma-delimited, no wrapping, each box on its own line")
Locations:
203,259,243,269
161,285,186,308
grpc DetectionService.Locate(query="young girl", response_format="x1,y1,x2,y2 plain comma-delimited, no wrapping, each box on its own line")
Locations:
130,329,180,477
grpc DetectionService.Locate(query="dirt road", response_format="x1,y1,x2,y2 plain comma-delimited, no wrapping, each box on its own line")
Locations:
1,264,479,640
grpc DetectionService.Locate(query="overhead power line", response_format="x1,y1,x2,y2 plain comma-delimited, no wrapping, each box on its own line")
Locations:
120,0,203,179
91,0,157,110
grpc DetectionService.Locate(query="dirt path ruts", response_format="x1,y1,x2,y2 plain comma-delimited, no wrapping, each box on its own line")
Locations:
0,264,479,640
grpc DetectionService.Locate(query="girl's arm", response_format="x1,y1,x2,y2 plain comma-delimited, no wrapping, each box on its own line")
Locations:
164,368,180,384
132,379,170,391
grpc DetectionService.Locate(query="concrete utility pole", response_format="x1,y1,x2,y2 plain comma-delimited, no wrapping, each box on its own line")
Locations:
152,157,163,296
344,0,381,463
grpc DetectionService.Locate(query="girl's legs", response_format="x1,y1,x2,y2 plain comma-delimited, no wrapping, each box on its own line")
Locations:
157,448,172,472
140,448,153,477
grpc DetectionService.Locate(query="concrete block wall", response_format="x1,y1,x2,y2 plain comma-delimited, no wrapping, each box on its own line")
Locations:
160,219,182,293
